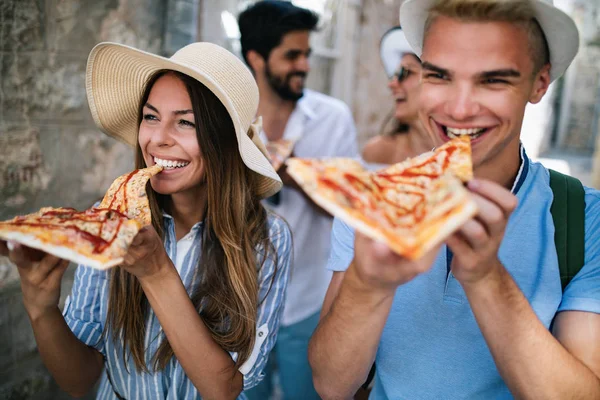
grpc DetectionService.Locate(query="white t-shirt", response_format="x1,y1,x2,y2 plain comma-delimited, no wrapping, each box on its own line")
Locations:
261,89,359,326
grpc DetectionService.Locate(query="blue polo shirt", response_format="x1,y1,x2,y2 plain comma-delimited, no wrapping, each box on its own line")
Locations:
326,150,600,399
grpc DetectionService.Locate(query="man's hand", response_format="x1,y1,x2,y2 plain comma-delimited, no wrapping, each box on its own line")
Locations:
447,179,518,286
352,232,441,293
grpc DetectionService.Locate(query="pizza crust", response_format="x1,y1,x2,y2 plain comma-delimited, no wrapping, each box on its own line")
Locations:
286,137,478,259
0,230,124,269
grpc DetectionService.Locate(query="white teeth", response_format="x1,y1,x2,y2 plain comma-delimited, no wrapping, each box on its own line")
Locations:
153,157,190,169
445,126,487,139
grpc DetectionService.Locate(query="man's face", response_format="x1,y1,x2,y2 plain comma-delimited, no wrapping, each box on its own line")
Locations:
264,30,312,101
419,16,549,172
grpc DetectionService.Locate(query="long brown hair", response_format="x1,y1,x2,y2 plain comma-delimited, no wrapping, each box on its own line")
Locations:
105,70,279,373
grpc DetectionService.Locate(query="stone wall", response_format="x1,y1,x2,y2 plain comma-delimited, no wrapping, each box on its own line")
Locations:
351,0,403,148
555,0,600,153
0,0,198,398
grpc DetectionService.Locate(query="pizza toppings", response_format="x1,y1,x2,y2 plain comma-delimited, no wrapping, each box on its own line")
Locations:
99,164,163,226
0,165,162,269
0,207,141,269
286,136,478,259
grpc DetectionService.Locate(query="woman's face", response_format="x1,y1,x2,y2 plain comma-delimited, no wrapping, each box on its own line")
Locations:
388,54,422,123
138,73,206,198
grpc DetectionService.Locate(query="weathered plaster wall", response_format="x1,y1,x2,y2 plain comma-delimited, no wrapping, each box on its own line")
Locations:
0,0,196,397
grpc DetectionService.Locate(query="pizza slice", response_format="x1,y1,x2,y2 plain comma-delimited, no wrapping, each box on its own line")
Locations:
266,138,297,171
99,164,162,226
285,137,477,259
0,207,141,269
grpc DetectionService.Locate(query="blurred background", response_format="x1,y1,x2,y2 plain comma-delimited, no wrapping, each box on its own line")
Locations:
0,0,598,398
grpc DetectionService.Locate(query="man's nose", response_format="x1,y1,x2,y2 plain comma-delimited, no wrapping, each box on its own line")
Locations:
445,83,480,121
296,55,310,73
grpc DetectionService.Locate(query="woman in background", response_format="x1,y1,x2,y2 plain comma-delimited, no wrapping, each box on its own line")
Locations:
362,26,431,165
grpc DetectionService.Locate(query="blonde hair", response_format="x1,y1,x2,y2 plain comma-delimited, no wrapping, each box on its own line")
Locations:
424,0,550,74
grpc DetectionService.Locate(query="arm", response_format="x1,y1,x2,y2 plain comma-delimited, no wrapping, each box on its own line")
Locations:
309,233,440,399
122,227,242,399
2,242,103,397
449,179,600,399
140,269,243,399
309,266,394,400
465,271,600,399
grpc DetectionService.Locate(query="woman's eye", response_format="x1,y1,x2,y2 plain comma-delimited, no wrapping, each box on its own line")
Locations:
143,114,158,121
179,119,195,128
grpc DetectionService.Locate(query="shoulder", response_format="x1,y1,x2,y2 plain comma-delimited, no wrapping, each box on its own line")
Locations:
362,136,398,164
266,211,292,249
584,185,600,239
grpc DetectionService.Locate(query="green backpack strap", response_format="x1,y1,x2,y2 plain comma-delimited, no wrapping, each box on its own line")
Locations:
548,169,586,291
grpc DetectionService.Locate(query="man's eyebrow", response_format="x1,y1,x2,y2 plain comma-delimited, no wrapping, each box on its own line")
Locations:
285,48,311,57
478,69,521,79
422,62,450,77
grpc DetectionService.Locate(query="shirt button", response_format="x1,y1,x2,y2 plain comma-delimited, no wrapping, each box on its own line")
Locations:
258,331,264,337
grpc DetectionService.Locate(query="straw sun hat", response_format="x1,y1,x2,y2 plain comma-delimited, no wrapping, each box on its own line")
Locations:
85,42,282,199
400,0,579,83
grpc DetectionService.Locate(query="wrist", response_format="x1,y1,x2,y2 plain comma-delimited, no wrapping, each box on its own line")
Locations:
27,305,62,325
461,259,507,296
138,257,177,287
345,262,397,302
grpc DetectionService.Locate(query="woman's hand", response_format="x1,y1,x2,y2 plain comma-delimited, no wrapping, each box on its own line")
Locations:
120,226,173,282
1,240,69,321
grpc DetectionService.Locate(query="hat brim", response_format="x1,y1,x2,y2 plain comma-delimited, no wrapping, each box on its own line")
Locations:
86,42,282,199
400,0,579,82
379,26,415,78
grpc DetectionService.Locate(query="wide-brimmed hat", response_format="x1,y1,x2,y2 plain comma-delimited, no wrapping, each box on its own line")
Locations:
379,26,415,78
400,0,579,82
85,42,282,199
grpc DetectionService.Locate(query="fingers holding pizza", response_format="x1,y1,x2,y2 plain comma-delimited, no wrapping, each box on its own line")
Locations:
447,179,518,286
119,225,174,281
5,241,70,320
352,232,442,292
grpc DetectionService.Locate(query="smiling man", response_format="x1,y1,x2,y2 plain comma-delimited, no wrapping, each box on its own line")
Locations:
308,0,600,399
238,2,359,399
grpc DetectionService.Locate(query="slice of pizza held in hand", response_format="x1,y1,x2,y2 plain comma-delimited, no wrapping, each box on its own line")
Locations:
0,208,141,270
0,165,163,269
99,164,163,226
285,136,477,259
266,138,297,171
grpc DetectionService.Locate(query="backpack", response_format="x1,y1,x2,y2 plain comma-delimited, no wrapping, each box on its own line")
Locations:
548,169,586,291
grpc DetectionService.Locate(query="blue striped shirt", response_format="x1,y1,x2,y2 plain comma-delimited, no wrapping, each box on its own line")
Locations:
63,212,292,399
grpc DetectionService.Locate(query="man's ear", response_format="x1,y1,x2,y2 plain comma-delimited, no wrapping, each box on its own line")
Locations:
247,50,265,74
529,63,551,104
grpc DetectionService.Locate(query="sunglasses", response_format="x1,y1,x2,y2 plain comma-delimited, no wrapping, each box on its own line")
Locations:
393,66,415,82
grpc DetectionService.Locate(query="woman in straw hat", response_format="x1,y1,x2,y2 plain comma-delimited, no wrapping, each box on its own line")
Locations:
362,26,432,165
3,42,292,399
